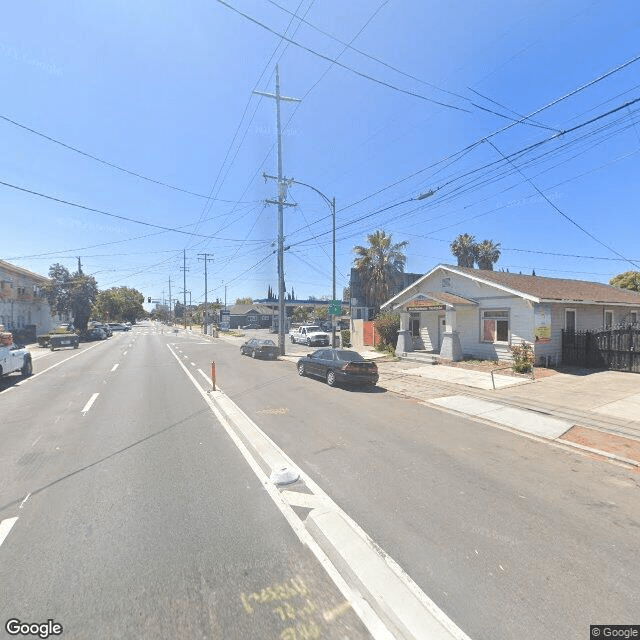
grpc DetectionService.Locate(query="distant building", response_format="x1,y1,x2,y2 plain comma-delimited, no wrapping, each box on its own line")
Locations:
0,260,63,340
349,268,423,320
221,303,275,329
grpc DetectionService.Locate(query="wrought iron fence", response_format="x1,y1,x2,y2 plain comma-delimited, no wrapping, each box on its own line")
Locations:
562,324,640,373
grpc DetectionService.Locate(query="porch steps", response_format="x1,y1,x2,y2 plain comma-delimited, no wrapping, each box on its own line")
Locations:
398,351,439,365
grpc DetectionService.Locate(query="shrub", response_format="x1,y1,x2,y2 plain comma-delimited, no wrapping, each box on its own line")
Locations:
510,341,535,373
374,311,400,348
341,329,351,347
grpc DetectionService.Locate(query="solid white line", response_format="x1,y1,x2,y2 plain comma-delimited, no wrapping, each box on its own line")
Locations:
81,392,100,415
31,435,42,447
0,517,18,548
166,345,398,640
19,493,31,509
111,363,119,372
198,368,211,384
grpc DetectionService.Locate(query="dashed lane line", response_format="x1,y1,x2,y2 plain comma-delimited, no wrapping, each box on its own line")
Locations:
81,393,100,416
0,517,18,549
111,364,119,372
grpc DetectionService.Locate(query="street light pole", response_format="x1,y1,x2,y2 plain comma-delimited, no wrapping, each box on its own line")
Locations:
264,174,338,346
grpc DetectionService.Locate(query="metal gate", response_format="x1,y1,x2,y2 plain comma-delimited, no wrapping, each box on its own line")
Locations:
562,326,640,372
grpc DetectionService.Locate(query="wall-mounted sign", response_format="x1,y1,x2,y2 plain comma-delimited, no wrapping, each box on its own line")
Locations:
407,300,446,311
534,303,552,343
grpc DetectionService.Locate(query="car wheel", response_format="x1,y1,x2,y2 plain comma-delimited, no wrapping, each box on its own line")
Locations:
252,349,257,358
21,357,33,377
297,362,305,376
50,345,55,351
74,341,79,349
326,369,336,387
307,338,311,346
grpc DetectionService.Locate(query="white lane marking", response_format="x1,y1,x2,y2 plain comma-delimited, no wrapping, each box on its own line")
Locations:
19,493,31,509
111,363,119,372
190,362,196,367
123,351,128,356
281,490,331,510
0,341,104,395
183,355,188,359
166,345,397,640
198,368,211,384
81,393,100,415
0,517,18,548
31,435,42,447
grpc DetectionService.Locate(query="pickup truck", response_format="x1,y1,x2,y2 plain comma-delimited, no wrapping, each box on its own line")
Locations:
0,342,33,379
289,325,330,346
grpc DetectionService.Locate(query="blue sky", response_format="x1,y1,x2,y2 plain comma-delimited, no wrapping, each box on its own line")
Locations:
2,1,639,309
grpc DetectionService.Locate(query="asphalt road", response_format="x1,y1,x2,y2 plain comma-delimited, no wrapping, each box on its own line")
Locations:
1,323,639,640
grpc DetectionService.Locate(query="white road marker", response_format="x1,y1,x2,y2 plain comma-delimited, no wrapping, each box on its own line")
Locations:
0,517,18,548
122,351,128,356
19,493,31,509
111,363,119,372
191,362,196,367
198,369,211,384
81,393,100,415
31,435,42,447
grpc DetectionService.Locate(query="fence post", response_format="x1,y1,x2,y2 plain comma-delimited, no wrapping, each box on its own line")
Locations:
211,361,216,390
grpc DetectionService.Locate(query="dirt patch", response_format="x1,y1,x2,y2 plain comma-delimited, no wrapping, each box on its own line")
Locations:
436,358,559,380
560,426,640,463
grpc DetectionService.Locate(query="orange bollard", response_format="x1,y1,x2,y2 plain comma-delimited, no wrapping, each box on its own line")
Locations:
211,361,216,390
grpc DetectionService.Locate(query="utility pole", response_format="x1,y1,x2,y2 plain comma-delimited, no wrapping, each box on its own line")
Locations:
197,253,214,334
181,249,189,330
254,65,301,355
168,277,172,325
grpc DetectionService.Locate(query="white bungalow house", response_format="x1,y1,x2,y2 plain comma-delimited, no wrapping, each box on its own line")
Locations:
380,264,640,366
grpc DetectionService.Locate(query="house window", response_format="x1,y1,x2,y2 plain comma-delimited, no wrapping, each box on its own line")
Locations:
630,312,637,325
410,313,420,337
482,309,509,343
604,310,613,328
441,278,451,288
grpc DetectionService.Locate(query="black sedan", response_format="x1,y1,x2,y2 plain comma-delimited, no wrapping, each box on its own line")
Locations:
297,349,379,387
240,338,279,359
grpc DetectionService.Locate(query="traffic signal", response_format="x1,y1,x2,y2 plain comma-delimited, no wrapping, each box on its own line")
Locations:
148,297,151,303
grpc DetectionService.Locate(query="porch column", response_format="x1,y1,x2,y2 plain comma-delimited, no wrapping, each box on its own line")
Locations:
395,311,413,355
439,306,462,361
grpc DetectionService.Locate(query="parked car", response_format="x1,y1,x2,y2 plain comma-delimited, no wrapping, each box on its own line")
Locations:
81,328,107,341
90,322,112,337
242,323,261,330
240,338,279,359
297,349,378,387
108,322,130,332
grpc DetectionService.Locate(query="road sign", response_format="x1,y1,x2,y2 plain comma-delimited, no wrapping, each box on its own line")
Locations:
329,300,341,315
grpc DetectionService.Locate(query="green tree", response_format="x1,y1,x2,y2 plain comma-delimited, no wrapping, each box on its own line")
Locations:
610,271,640,292
450,233,477,267
353,230,408,312
42,263,98,331
93,287,145,323
476,239,501,270
235,297,253,305
315,306,328,321
292,306,312,323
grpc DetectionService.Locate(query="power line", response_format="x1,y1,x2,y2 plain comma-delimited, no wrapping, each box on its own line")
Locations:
213,0,470,112
0,113,250,202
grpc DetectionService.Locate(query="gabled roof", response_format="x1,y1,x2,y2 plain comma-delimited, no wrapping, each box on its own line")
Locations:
229,303,274,315
382,264,640,308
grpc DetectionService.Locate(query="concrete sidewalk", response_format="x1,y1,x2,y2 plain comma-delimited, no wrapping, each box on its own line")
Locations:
372,353,640,466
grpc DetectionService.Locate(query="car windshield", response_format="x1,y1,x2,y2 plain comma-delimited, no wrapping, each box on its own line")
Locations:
305,326,321,332
258,340,275,346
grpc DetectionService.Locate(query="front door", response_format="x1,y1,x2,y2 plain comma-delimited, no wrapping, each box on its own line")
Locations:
438,315,446,351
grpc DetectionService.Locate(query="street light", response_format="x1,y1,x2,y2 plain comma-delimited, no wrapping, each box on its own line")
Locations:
265,174,338,346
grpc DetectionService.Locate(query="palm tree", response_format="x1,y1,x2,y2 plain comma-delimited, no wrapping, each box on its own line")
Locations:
450,233,477,267
353,230,408,312
476,239,501,270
